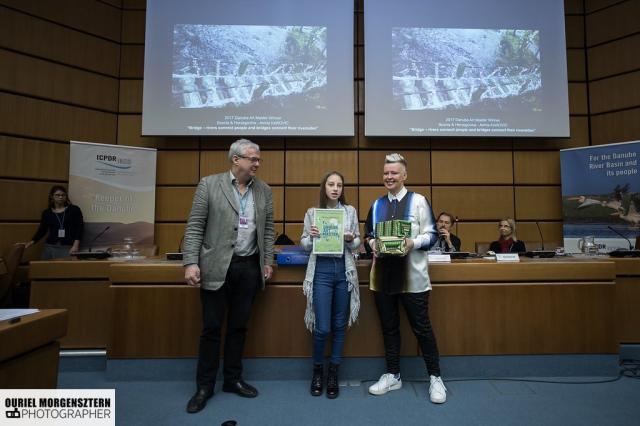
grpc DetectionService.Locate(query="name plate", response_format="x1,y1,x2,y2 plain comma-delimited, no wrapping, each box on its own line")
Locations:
428,254,451,263
496,253,520,262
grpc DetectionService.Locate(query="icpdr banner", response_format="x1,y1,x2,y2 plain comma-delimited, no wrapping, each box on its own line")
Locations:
560,141,639,253
69,141,157,247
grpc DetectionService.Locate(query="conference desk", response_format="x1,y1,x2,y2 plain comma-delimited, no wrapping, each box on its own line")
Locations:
0,309,68,388
611,258,640,344
29,256,628,358
30,261,112,348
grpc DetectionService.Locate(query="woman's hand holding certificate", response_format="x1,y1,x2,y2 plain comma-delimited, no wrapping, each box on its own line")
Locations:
312,209,346,255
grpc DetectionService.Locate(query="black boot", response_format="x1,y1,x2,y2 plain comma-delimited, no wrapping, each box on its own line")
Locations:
310,364,323,396
326,363,339,399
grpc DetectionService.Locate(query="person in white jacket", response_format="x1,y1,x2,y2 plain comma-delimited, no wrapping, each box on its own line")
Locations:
364,153,447,404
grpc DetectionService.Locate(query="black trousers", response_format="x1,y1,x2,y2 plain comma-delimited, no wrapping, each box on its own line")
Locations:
196,254,261,388
373,290,441,376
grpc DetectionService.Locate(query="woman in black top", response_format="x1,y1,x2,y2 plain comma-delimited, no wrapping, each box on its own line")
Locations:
25,185,84,259
489,218,526,254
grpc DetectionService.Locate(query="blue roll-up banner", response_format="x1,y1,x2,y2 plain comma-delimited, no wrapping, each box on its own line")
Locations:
560,141,639,253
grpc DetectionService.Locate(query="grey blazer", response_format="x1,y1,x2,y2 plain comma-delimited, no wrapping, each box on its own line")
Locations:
182,172,275,291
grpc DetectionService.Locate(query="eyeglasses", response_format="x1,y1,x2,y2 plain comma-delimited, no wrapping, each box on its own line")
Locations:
237,155,263,164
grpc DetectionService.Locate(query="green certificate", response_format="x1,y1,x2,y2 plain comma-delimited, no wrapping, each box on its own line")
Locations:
312,208,345,255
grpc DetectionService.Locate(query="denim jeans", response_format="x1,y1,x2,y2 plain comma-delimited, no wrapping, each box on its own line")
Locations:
312,256,350,365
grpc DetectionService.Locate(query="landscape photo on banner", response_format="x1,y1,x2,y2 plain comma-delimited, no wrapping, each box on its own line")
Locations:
560,141,639,253
68,141,157,248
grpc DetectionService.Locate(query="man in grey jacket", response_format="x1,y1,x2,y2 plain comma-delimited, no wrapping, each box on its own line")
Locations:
183,139,275,414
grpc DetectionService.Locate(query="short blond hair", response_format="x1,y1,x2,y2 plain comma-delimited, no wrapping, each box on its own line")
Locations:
384,153,407,169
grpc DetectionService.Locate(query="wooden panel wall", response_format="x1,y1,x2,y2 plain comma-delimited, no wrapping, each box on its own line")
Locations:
0,0,121,261
586,0,640,145
3,0,639,260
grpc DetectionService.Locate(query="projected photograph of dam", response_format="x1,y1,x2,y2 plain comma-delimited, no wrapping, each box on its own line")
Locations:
391,28,542,111
172,25,327,109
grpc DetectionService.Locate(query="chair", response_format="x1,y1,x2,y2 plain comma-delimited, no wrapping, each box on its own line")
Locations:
475,242,491,254
0,243,25,307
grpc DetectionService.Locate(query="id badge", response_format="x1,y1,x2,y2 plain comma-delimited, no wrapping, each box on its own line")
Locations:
58,229,66,238
239,215,249,229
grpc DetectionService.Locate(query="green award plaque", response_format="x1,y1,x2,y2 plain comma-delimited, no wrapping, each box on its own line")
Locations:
375,219,412,256
313,209,345,255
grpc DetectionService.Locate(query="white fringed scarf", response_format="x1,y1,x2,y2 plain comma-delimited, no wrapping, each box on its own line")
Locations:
303,251,360,332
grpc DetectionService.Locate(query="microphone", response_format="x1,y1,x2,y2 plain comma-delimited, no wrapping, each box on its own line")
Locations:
75,226,111,259
88,226,110,252
607,226,633,250
524,222,555,258
166,234,185,260
178,234,185,252
536,221,545,250
607,226,640,257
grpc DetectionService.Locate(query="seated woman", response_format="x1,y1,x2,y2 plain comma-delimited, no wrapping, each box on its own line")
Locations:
25,185,84,259
489,218,526,254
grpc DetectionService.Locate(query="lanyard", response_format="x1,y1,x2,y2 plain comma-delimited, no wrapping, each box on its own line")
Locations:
54,208,66,229
234,185,251,216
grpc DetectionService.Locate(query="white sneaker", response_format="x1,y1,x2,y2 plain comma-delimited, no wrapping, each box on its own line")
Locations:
369,373,402,395
429,375,447,404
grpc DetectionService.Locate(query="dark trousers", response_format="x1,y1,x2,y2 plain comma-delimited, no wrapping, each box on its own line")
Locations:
196,254,260,388
373,290,441,376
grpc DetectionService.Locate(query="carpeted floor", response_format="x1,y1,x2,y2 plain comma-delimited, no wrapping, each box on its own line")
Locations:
57,356,640,426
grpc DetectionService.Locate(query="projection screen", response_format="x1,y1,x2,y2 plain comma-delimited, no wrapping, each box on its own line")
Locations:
143,0,354,136
365,0,570,138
